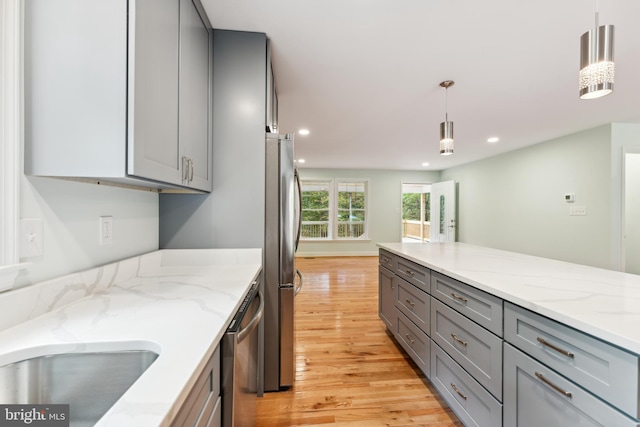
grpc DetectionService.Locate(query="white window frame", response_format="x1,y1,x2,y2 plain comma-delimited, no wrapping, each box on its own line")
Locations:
334,178,369,240
300,178,370,242
0,0,24,291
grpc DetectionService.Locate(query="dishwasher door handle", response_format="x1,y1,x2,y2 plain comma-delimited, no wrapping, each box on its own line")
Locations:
237,290,264,343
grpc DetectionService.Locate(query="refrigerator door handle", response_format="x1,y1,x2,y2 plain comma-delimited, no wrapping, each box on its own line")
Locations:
294,169,302,251
294,269,304,296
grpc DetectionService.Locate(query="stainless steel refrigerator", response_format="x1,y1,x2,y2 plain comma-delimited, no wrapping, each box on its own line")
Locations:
263,132,303,392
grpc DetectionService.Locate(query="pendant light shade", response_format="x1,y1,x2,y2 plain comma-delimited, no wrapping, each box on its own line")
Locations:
439,80,455,156
579,10,615,99
440,121,454,155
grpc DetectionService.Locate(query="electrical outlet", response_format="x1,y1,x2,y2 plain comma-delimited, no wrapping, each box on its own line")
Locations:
569,206,587,216
20,218,44,258
99,216,113,245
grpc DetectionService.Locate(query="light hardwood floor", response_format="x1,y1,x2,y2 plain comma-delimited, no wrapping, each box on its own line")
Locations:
257,256,463,426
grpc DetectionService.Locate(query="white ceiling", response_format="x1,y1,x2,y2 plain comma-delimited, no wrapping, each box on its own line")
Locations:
201,0,640,171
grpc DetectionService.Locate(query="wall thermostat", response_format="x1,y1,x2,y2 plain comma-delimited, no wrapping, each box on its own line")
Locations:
564,193,575,203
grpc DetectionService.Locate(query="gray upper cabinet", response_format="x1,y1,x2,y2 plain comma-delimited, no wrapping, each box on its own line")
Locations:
266,41,278,133
24,0,212,192
177,0,213,191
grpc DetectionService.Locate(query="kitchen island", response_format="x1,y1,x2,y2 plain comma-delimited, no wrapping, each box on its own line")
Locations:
0,249,262,427
379,242,640,427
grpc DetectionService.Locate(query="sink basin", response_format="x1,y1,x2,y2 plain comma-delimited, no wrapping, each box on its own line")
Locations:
0,349,159,427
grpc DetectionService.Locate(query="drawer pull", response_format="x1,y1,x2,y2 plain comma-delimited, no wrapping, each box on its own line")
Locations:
450,292,468,304
405,270,415,276
450,383,467,400
535,371,573,398
405,334,415,344
382,256,390,263
405,298,415,307
537,337,574,358
451,333,468,347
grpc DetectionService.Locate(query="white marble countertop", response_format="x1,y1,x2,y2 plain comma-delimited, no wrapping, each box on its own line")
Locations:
0,249,262,427
378,242,640,355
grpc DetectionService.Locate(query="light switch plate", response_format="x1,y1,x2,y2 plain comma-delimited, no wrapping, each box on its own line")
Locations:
20,218,44,258
99,216,113,245
569,206,587,216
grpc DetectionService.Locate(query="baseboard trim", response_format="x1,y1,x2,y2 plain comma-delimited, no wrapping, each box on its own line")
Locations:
295,251,378,258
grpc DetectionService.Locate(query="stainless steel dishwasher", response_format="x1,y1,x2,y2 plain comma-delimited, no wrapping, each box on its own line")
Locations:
222,280,263,427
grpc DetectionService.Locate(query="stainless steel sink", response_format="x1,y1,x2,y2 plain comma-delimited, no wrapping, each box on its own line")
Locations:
0,349,159,426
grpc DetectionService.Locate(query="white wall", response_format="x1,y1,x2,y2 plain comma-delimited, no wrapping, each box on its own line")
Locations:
440,125,613,269
625,153,640,274
296,168,440,256
17,176,158,288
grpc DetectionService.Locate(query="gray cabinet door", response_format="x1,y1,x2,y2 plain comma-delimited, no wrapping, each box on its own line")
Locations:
128,0,181,185
178,0,213,191
378,266,395,331
503,343,637,427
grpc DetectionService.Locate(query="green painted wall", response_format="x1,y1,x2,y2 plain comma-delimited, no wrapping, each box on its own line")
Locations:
440,125,614,269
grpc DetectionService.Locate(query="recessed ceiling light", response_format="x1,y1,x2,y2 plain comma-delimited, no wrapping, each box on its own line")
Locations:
487,137,499,143
297,159,306,164
299,129,310,136
422,162,430,167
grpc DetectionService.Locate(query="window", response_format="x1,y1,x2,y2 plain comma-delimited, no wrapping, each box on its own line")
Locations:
300,181,331,239
336,182,366,239
300,179,369,240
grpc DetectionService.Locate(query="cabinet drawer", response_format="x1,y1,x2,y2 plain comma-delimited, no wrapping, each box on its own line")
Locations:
395,308,430,378
396,257,430,293
431,271,503,337
505,302,640,419
431,299,503,400
207,396,221,427
379,249,396,271
431,342,502,427
504,343,637,427
395,277,430,334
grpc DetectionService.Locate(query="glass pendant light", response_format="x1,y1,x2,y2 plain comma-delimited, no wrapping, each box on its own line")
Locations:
439,81,454,155
579,1,615,99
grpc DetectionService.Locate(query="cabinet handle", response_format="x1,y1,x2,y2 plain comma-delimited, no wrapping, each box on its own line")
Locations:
450,383,467,400
537,337,574,358
404,334,415,344
405,270,415,276
451,333,468,347
182,156,190,182
382,256,390,263
450,292,468,304
405,298,415,307
189,158,194,182
535,372,572,398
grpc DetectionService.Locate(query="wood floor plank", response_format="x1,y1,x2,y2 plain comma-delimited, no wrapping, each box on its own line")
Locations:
257,256,462,426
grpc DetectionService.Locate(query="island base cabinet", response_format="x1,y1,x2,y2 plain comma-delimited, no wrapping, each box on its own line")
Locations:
430,343,502,427
503,344,638,427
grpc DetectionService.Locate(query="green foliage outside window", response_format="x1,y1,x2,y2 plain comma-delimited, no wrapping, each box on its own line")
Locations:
402,193,430,221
